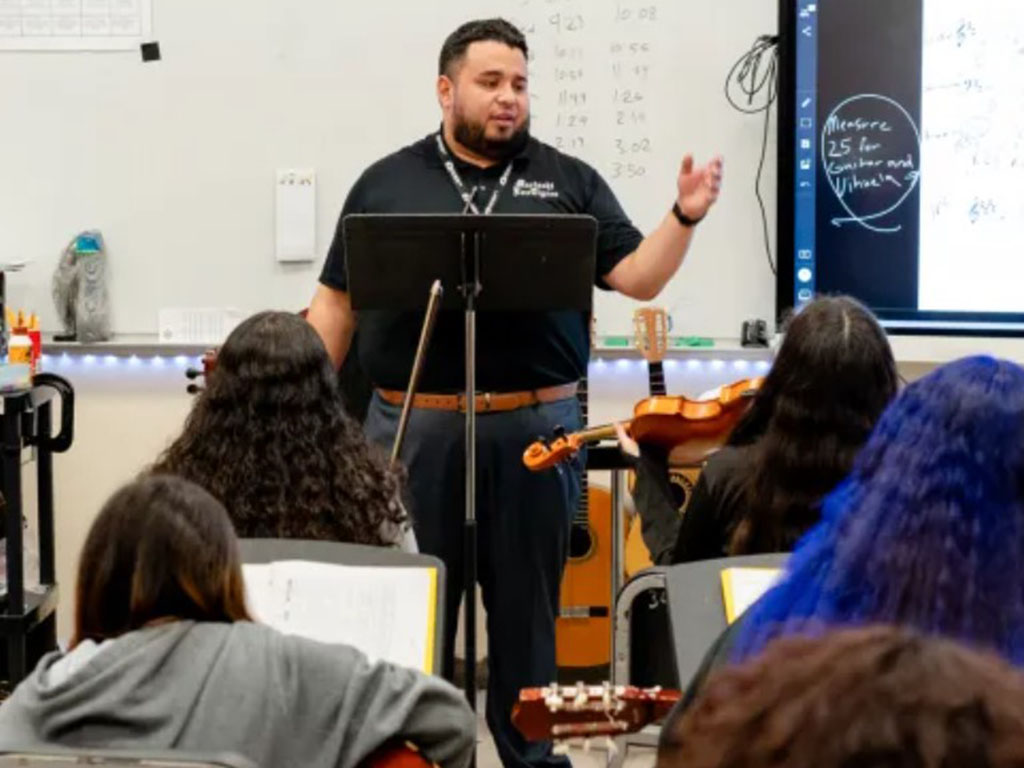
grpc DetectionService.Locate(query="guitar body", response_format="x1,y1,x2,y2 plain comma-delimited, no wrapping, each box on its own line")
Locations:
624,466,700,577
362,743,434,768
556,484,613,670
556,322,612,675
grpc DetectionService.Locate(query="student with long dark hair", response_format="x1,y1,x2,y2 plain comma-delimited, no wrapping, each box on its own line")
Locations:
623,295,898,563
153,311,412,548
0,476,473,768
661,355,1024,738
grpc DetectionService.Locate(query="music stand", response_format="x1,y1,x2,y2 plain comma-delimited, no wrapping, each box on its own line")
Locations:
345,213,597,708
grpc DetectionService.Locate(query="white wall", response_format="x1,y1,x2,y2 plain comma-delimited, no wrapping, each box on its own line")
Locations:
0,0,778,340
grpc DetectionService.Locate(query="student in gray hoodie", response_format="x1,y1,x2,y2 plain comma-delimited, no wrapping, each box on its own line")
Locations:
0,475,475,768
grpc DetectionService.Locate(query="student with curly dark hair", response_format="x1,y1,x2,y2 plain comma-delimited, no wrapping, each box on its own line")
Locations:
152,311,413,549
661,626,1024,768
0,476,473,768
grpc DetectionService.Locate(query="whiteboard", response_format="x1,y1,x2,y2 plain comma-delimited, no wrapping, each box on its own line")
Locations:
0,0,777,337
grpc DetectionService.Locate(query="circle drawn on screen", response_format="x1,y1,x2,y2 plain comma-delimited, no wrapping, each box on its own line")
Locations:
821,94,921,234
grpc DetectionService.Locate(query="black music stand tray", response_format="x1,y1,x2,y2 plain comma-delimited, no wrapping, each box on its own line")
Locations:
345,213,597,709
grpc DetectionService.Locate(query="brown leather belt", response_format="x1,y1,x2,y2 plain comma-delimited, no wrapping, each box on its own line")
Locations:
377,382,578,413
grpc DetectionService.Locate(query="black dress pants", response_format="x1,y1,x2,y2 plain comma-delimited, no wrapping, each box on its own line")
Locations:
365,393,582,768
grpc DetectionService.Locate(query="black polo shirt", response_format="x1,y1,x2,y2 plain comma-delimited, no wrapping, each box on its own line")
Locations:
320,131,644,393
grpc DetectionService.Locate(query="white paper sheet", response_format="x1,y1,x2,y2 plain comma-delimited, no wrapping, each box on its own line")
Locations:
720,567,781,624
242,560,437,673
0,0,151,51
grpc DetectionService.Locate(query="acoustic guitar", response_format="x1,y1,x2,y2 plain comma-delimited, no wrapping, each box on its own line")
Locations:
556,324,613,676
625,308,700,578
362,743,435,768
512,683,680,748
184,349,218,394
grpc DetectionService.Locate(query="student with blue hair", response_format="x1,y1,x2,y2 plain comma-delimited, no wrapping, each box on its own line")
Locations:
665,355,1024,731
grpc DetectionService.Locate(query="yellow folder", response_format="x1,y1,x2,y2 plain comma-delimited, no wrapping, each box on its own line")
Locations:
720,567,782,624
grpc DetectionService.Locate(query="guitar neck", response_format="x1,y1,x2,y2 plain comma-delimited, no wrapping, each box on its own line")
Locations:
647,361,667,397
574,373,590,520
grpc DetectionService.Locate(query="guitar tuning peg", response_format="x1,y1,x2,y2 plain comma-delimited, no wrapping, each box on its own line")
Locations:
553,424,566,439
605,737,619,758
573,688,588,709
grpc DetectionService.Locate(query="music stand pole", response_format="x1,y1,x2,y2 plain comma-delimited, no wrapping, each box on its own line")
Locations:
343,213,597,724
462,232,480,708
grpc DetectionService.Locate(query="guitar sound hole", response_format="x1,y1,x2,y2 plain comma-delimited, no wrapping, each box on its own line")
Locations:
668,471,696,514
568,525,594,560
669,482,689,511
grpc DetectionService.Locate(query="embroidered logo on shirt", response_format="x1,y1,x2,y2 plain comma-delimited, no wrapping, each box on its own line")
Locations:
513,179,560,200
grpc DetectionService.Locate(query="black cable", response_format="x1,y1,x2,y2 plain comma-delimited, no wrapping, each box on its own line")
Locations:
725,34,779,276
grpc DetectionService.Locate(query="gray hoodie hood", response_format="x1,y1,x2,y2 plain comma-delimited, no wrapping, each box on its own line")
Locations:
0,621,474,768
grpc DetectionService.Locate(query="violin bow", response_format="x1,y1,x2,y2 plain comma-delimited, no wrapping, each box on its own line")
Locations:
389,280,444,470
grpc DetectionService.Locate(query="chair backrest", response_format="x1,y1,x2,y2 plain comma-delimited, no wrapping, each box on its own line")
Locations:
238,538,446,675
665,553,788,686
0,748,256,768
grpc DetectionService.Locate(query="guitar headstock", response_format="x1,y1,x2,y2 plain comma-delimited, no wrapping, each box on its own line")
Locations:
512,683,680,746
633,308,669,364
185,348,219,395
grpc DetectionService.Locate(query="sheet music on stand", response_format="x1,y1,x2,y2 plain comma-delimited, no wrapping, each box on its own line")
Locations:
720,566,781,624
242,560,438,673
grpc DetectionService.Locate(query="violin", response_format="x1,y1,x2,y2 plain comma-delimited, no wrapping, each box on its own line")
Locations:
522,376,764,471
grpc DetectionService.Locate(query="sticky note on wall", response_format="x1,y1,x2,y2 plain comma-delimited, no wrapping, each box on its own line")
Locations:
275,169,316,263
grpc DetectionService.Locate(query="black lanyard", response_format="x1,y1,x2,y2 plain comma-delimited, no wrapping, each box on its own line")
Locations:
435,133,514,215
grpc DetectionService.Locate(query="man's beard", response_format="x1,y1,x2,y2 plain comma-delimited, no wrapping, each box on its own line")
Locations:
452,111,531,161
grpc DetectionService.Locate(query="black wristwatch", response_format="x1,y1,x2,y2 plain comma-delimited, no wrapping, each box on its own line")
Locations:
671,202,705,228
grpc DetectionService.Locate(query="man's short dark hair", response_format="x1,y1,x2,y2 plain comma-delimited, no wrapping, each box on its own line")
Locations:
439,18,528,77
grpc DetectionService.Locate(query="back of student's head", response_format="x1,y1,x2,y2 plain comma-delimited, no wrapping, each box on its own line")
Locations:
735,355,1024,663
73,475,250,647
152,310,404,545
729,295,897,553
662,626,1024,768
